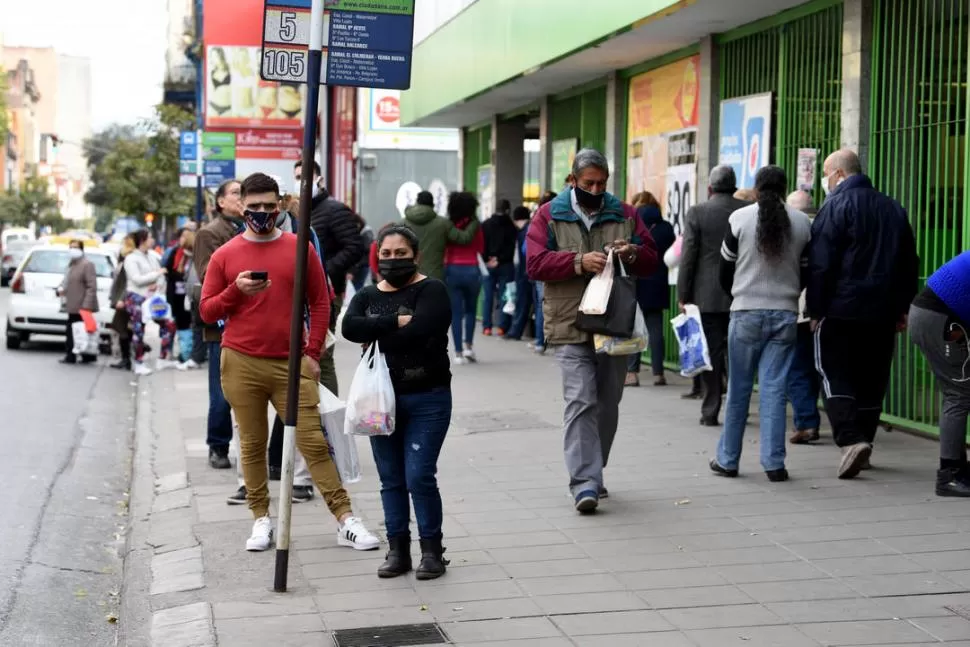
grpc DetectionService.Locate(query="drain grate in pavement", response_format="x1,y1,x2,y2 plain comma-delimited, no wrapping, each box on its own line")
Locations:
453,410,557,434
945,605,970,621
332,623,449,647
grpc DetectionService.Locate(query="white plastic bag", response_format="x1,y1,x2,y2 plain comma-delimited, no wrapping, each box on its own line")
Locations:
142,294,172,322
71,321,99,356
595,306,648,356
319,385,361,483
578,248,615,315
502,282,516,315
670,304,713,377
476,254,490,278
344,341,396,437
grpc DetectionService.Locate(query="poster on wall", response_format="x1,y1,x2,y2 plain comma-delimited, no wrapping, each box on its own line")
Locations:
477,165,494,221
718,92,773,190
797,148,818,192
625,54,700,217
206,45,307,129
357,88,458,150
551,139,578,189
665,129,697,239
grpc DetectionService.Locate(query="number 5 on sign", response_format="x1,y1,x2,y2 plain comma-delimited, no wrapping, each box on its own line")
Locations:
261,3,328,83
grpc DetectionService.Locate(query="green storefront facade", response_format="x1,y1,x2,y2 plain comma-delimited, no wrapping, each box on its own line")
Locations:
404,0,970,437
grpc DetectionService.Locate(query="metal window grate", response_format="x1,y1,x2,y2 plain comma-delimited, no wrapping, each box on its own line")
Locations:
462,125,492,194
869,0,969,435
332,623,449,647
548,85,609,155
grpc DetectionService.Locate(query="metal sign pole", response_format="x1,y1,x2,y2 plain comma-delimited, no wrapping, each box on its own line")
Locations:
274,0,325,594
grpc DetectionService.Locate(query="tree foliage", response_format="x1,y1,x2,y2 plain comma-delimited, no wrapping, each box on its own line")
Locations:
0,173,64,231
83,104,196,224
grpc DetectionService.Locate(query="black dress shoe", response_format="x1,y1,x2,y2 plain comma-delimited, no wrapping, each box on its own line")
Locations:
709,459,738,477
209,449,231,469
766,468,789,482
681,391,702,400
699,417,719,427
59,357,76,365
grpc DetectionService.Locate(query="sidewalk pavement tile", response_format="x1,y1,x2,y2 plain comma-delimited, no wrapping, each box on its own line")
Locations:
143,331,970,646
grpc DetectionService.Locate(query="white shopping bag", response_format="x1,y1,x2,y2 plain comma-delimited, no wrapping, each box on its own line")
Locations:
502,283,516,316
142,294,172,322
319,385,361,483
578,248,615,315
71,321,99,356
344,341,396,437
670,304,713,377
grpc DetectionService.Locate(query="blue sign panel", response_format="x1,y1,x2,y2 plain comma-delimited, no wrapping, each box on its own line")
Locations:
327,12,412,53
717,93,773,190
179,131,198,162
203,160,236,188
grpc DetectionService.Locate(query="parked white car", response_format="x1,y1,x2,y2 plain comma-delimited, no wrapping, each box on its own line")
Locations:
5,245,116,352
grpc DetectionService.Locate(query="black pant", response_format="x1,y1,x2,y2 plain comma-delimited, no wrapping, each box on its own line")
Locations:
815,317,896,447
701,312,729,421
190,299,207,364
65,313,97,361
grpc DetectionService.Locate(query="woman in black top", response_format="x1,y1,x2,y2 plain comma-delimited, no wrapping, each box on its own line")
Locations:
342,225,453,580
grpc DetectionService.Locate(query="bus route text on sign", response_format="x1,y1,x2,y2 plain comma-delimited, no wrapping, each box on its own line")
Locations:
260,0,415,90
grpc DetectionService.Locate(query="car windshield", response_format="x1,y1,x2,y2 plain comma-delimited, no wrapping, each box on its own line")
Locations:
24,250,113,278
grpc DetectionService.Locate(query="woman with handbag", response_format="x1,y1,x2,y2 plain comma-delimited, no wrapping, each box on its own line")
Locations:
342,224,454,580
58,240,99,365
123,228,176,375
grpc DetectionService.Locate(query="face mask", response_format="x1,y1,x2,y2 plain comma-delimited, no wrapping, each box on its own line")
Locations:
574,185,605,211
243,210,279,235
69,248,83,260
378,258,417,288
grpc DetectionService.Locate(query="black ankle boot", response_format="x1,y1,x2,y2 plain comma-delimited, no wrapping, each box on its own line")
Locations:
377,536,412,578
415,536,449,581
936,461,970,497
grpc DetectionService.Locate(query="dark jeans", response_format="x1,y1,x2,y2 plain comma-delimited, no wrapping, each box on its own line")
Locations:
190,300,207,364
701,312,730,421
506,275,534,339
445,264,481,352
65,313,96,361
627,309,666,376
369,388,452,539
786,322,821,432
815,317,896,447
483,262,515,330
207,341,233,453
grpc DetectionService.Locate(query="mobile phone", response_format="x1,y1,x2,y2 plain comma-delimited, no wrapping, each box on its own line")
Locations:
250,271,268,281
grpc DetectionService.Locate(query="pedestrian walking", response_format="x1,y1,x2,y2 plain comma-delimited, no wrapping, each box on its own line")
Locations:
626,192,675,387
200,172,379,553
403,190,479,282
678,166,751,425
58,239,99,365
443,192,484,365
109,235,135,371
528,191,558,355
481,199,518,337
909,251,970,497
124,229,177,375
784,190,822,444
807,149,919,479
193,179,245,471
164,228,195,365
342,224,454,580
503,206,535,341
710,166,812,482
526,148,658,512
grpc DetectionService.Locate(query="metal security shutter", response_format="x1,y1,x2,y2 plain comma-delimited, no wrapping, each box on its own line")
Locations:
870,0,969,435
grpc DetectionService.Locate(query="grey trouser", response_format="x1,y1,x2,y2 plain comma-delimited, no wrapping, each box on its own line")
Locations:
909,304,970,463
556,343,627,497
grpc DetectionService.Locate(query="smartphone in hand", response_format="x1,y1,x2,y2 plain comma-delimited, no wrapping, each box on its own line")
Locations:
250,271,269,281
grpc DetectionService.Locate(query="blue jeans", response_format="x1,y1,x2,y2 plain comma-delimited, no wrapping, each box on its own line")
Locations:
445,265,481,353
787,322,821,432
482,262,515,330
534,282,545,347
207,341,233,451
716,310,797,472
369,388,452,539
506,275,534,339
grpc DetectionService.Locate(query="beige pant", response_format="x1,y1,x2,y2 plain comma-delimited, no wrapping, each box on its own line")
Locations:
220,348,352,520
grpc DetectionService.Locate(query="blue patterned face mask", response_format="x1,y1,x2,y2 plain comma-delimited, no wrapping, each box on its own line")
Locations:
243,210,279,235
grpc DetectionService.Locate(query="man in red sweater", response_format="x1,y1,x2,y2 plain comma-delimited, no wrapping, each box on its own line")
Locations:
200,172,379,553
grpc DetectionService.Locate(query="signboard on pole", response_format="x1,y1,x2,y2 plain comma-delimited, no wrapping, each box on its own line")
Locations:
261,0,415,89
179,132,199,188
717,92,773,190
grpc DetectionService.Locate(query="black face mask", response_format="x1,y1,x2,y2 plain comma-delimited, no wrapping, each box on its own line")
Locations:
378,258,417,288
574,185,605,211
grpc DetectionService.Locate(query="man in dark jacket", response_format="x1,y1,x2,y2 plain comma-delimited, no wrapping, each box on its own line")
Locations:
295,160,365,300
628,200,675,387
808,149,919,480
481,199,518,335
677,166,750,425
403,190,478,281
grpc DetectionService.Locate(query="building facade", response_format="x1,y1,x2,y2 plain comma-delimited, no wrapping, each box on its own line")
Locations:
402,0,970,436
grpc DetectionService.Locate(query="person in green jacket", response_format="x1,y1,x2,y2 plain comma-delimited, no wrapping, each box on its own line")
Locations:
403,191,479,281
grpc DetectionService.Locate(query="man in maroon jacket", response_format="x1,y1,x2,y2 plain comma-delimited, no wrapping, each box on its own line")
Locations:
526,149,659,513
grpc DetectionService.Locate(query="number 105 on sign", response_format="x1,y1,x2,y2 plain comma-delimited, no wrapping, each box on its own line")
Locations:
262,48,310,82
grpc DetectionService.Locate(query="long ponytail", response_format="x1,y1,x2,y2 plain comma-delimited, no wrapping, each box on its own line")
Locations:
753,165,790,262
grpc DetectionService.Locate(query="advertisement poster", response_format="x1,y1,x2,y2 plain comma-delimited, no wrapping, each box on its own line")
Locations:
625,55,700,216
477,165,494,221
665,130,697,239
206,45,306,129
551,139,578,188
797,148,818,192
718,92,773,190
357,88,458,150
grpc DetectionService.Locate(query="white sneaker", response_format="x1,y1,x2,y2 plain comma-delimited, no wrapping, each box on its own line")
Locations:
133,362,152,376
155,358,177,371
453,354,466,366
183,359,200,370
246,515,274,552
462,348,477,363
175,362,189,371
337,516,380,551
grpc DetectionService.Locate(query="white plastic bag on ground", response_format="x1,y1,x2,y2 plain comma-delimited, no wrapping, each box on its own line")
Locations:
670,304,713,377
71,321,99,356
319,385,360,483
578,248,615,315
344,341,396,437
